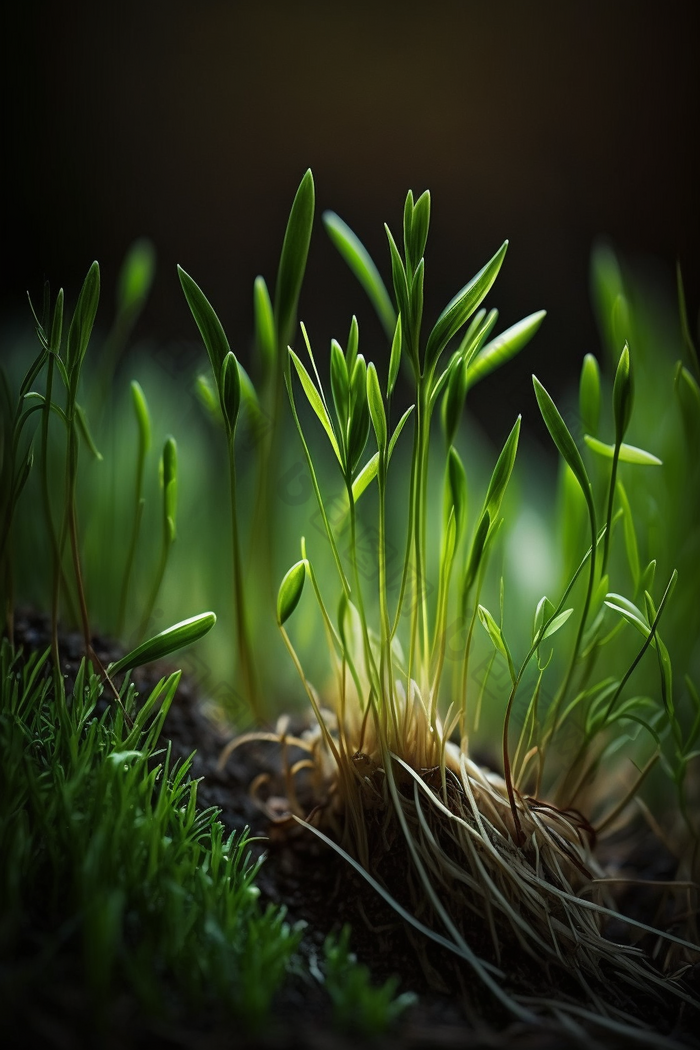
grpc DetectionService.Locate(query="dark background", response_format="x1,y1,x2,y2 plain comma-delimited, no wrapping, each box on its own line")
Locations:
2,0,698,434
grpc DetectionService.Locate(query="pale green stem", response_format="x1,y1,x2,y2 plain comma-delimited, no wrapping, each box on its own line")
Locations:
117,437,147,638
601,444,621,573
228,438,262,721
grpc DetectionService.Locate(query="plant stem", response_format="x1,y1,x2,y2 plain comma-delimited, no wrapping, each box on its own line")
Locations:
228,439,262,721
117,435,147,637
67,417,91,654
40,355,61,666
601,445,621,573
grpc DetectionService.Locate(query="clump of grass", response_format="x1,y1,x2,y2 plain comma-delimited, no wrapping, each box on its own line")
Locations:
3,168,698,1041
0,637,299,1036
235,189,699,1038
0,209,415,1040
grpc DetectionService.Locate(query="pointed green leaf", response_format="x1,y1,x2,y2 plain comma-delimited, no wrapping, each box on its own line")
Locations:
323,211,396,338
541,607,574,641
579,353,601,437
49,288,64,354
274,169,315,351
346,315,359,373
604,593,651,641
330,339,349,434
583,435,662,466
109,612,216,675
385,225,412,361
277,560,307,624
407,190,430,272
254,275,276,380
66,261,100,375
177,265,231,377
459,307,499,368
409,257,425,341
347,355,370,473
533,376,591,505
467,310,546,387
387,314,403,398
425,241,508,370
477,605,515,681
366,362,387,450
130,380,152,455
533,596,555,641
289,349,342,465
403,189,415,265
463,510,490,598
388,405,414,461
484,416,521,518
613,343,633,444
351,452,379,502
220,351,241,433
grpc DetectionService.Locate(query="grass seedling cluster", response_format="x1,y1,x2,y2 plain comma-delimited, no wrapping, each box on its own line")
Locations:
2,168,699,1043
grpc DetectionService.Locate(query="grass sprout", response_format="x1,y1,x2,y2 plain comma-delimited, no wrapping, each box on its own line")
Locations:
250,189,700,1036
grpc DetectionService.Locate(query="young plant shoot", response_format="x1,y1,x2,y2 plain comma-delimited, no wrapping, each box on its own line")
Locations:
256,188,700,1036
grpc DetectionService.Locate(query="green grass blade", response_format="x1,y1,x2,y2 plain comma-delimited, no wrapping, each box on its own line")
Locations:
66,261,100,376
109,612,217,674
466,310,546,388
177,265,231,378
533,376,591,503
583,436,662,466
579,353,601,437
425,241,508,371
274,169,315,351
289,349,342,466
323,212,396,337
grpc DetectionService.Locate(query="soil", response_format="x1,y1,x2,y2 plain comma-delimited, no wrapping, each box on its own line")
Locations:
7,611,700,1049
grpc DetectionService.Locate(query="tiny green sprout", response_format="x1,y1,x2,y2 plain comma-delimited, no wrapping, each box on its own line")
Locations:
277,560,307,625
425,240,508,370
387,314,403,398
253,275,276,381
162,436,178,543
612,343,633,445
579,353,601,436
117,381,152,637
366,362,387,452
533,376,592,508
273,168,315,355
66,261,100,380
109,612,217,675
220,351,242,434
137,436,177,640
466,310,546,389
323,211,396,337
177,265,231,377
